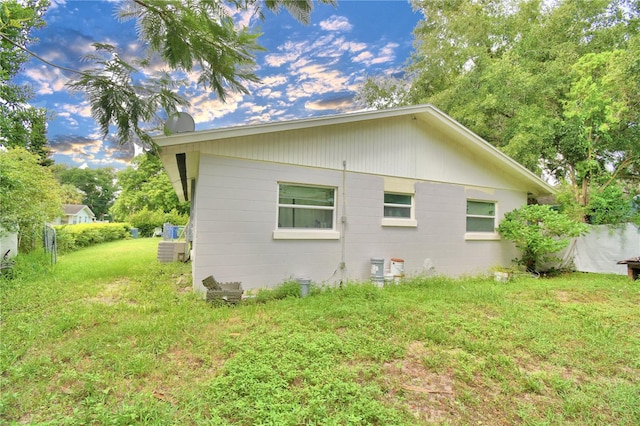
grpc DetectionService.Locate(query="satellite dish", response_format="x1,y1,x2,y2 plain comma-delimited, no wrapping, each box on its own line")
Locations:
165,112,195,134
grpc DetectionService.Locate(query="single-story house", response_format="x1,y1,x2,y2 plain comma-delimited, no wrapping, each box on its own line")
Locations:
52,204,96,225
155,104,555,294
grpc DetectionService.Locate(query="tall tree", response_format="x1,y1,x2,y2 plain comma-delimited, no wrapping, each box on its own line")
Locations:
54,166,118,220
110,153,189,221
1,0,335,149
0,0,52,165
0,147,62,250
59,183,83,204
359,0,639,216
560,49,639,206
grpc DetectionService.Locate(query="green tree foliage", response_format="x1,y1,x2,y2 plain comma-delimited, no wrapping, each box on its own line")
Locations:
497,204,588,272
361,0,639,218
356,75,412,110
1,0,335,149
585,183,636,225
126,207,188,237
110,153,189,222
54,166,117,220
59,183,83,204
0,147,62,251
561,49,640,207
0,0,52,165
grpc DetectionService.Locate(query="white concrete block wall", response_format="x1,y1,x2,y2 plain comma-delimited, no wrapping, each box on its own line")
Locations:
191,154,524,293
192,155,344,292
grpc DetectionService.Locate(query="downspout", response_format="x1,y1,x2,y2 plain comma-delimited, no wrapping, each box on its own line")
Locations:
340,160,347,282
187,178,196,260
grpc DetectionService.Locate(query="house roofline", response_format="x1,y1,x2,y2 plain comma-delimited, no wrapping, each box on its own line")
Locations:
420,106,556,196
154,104,555,198
154,105,435,147
62,204,96,217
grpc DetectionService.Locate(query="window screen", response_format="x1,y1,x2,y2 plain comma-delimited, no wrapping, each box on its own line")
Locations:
278,184,335,229
384,193,412,218
466,200,496,232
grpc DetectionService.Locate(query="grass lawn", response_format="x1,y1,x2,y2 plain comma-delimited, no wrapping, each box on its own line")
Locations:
1,238,639,425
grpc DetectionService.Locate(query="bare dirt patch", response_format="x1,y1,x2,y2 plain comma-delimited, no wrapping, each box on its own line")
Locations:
382,341,456,423
554,290,612,304
85,279,130,305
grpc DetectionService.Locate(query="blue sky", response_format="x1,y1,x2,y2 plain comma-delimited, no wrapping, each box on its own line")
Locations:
17,0,421,168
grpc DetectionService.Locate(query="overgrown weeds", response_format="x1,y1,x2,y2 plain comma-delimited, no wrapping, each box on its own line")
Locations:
1,239,638,425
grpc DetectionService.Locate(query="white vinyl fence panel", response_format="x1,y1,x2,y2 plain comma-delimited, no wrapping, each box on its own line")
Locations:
564,223,639,275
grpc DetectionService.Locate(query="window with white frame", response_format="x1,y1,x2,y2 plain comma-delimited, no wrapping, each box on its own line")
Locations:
466,200,496,232
381,178,417,227
384,193,413,219
277,183,335,229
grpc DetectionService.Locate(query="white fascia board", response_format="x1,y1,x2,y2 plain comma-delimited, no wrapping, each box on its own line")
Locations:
153,105,436,147
83,206,95,218
154,104,555,197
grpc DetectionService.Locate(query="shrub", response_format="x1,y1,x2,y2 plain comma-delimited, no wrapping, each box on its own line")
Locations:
497,204,588,272
54,223,131,253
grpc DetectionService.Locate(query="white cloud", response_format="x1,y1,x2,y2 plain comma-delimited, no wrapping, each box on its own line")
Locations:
305,97,354,112
345,41,367,53
261,75,288,87
240,102,268,114
189,90,244,124
353,51,374,64
291,57,312,70
59,101,92,118
57,112,79,128
352,42,399,66
256,88,283,99
48,0,66,9
23,65,69,95
311,34,336,50
284,65,355,103
257,88,272,97
265,48,304,67
246,112,274,124
230,7,255,28
319,16,353,32
371,42,399,64
294,62,329,78
49,129,135,168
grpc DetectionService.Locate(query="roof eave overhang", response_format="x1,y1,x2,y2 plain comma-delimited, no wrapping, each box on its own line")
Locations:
153,105,436,147
161,150,199,203
154,104,555,199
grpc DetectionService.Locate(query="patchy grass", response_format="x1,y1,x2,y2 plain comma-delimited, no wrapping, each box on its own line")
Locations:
1,239,639,425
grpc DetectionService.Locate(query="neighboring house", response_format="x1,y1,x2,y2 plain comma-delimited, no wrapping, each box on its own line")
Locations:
52,204,96,225
155,104,555,294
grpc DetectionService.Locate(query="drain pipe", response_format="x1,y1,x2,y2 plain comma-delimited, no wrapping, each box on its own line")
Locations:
340,160,347,281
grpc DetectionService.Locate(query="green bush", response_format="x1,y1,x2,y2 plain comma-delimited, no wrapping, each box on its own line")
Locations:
125,208,188,237
54,223,131,253
497,204,588,272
